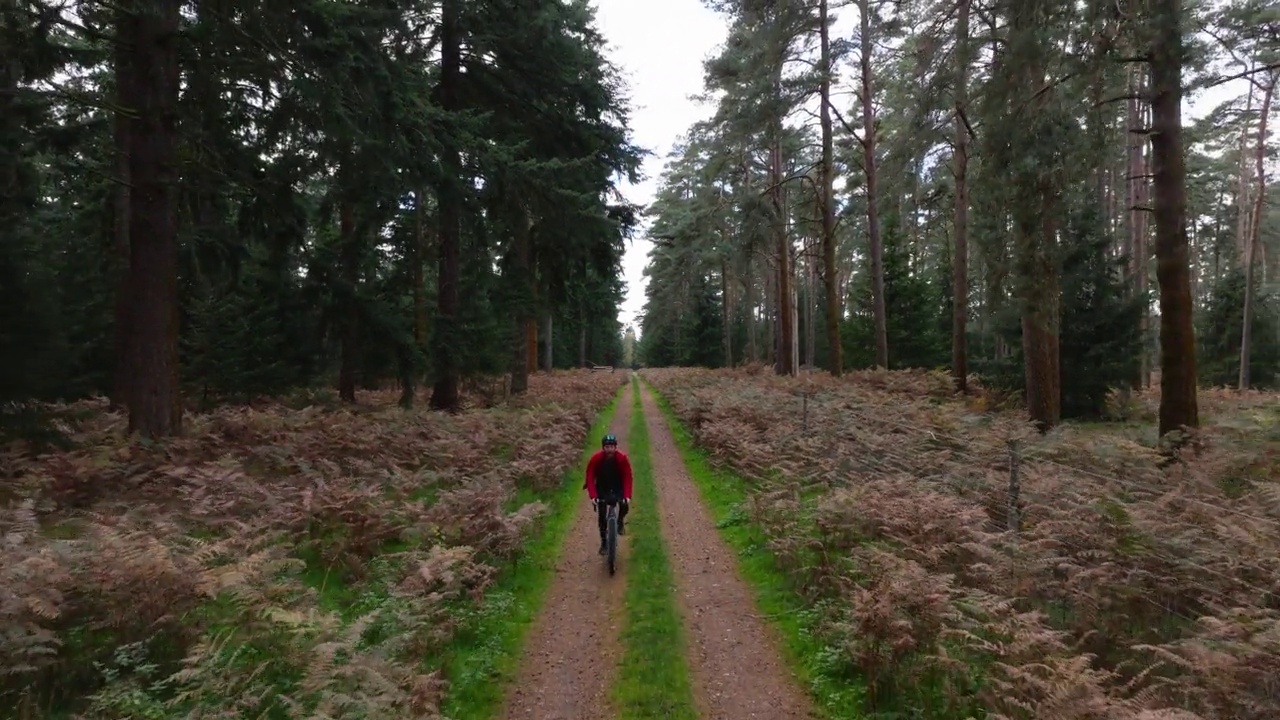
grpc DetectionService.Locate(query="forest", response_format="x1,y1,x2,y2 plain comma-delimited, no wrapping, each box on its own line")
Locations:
2,0,1278,718
637,0,1279,436
2,0,641,437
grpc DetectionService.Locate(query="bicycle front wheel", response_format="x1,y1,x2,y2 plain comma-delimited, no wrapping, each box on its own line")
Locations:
606,510,618,575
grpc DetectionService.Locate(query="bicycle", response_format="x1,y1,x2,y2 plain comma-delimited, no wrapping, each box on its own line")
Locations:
597,497,620,575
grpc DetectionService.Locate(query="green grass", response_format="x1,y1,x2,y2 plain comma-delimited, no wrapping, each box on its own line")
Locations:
612,376,700,720
438,385,627,719
641,378,866,720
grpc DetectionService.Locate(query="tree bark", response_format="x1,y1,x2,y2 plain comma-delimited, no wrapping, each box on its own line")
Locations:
1238,72,1275,390
543,311,553,370
413,189,428,351
951,0,971,392
121,0,183,437
722,256,734,367
1149,0,1199,436
1008,0,1060,432
745,256,758,363
526,247,538,374
430,0,462,411
110,17,132,412
510,204,532,393
578,300,588,367
337,194,358,403
858,0,888,369
818,0,842,375
1234,76,1254,265
771,138,796,375
1127,65,1151,389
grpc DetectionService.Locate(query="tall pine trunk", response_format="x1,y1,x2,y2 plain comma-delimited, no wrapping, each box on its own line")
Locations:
722,256,734,367
951,0,971,392
1239,73,1275,390
1008,0,1060,432
121,0,183,437
337,194,358,403
413,189,428,352
771,138,795,376
543,312,553,370
818,0,842,375
1234,80,1254,265
858,0,888,369
429,0,462,411
1149,0,1199,436
110,20,132,412
510,204,533,393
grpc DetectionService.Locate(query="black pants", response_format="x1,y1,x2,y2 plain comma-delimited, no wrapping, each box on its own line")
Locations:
596,496,628,540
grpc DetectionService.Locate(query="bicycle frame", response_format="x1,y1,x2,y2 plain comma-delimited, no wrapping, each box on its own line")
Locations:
601,499,620,575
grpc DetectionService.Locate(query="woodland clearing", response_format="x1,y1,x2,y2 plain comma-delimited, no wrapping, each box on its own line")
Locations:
1,371,626,719
643,366,1280,720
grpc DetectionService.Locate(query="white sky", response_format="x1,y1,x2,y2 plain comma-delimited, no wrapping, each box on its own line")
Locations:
591,0,728,335
589,0,1253,338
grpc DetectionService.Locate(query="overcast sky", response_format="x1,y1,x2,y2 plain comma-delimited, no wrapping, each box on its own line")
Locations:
590,0,727,336
588,0,1248,339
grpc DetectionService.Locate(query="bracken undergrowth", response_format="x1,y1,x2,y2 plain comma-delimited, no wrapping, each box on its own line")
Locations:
0,370,626,719
643,365,1280,720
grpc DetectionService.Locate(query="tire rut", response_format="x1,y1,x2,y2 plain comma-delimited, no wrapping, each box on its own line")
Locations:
637,382,818,720
496,383,633,720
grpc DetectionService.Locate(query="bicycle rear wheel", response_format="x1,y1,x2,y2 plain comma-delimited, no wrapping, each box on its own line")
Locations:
606,507,618,575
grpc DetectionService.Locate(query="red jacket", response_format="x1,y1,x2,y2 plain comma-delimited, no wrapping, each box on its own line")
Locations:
584,450,633,501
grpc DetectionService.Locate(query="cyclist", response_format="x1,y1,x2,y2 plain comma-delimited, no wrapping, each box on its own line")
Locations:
584,433,633,555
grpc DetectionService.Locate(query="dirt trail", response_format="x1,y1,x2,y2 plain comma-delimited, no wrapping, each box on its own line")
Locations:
496,383,633,720
637,382,818,720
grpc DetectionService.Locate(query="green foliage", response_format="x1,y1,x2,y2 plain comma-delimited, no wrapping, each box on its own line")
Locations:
845,214,948,371
640,273,725,368
1197,268,1280,389
182,278,308,404
1057,205,1146,417
974,200,1145,419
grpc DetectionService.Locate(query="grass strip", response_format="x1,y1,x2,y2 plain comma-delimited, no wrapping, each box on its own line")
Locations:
612,375,699,720
439,384,626,719
642,378,866,720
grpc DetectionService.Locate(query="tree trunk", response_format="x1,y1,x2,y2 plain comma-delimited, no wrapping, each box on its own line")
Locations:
951,0,971,392
110,21,132,412
526,249,538,374
1021,208,1061,432
543,311,553,370
1008,1,1060,432
578,299,586,363
526,318,538,373
818,0,842,376
1239,72,1275,391
1235,77,1254,265
1149,0,1199,436
859,0,889,369
413,189,428,351
771,138,796,376
121,0,183,437
805,253,816,367
791,259,801,372
722,256,733,367
510,204,532,393
1127,65,1152,389
429,0,462,411
745,257,758,363
337,195,358,403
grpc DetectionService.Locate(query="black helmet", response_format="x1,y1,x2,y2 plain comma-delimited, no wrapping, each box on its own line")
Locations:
602,434,618,447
